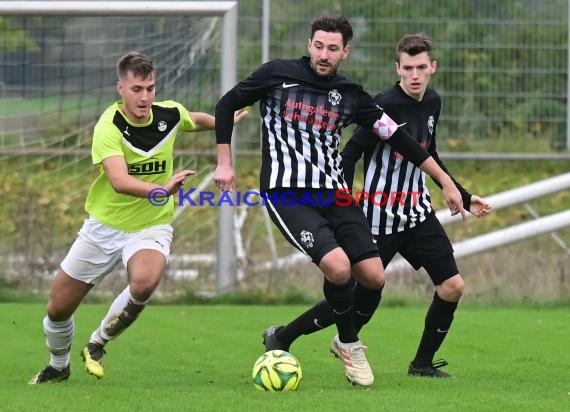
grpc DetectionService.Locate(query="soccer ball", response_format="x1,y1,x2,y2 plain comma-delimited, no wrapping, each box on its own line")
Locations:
252,350,302,392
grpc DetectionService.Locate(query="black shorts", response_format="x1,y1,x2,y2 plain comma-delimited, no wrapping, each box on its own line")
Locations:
374,213,458,285
263,188,379,265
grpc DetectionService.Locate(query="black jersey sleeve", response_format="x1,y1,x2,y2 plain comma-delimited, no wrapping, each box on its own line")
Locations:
215,61,275,144
215,90,243,144
425,99,472,209
427,139,472,210
340,128,374,189
384,126,431,166
354,92,430,166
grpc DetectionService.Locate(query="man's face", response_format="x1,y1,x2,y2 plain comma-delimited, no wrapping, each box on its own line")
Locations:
116,71,156,123
396,52,436,100
308,30,350,77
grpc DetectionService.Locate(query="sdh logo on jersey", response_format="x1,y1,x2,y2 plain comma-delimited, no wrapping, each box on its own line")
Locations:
128,160,167,175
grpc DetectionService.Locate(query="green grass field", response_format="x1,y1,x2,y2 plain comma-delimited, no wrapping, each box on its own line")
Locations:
1,304,568,411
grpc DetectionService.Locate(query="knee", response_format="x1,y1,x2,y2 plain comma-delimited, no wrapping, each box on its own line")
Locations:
127,251,166,301
352,258,385,289
360,266,385,289
368,275,385,289
46,301,70,322
129,274,161,301
326,264,352,285
438,275,464,301
319,248,350,285
129,278,160,301
128,265,165,301
320,254,351,285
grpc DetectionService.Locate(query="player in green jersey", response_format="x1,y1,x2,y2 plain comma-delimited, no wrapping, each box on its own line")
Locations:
29,52,247,384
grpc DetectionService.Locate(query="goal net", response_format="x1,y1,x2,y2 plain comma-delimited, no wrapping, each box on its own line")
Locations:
0,2,237,296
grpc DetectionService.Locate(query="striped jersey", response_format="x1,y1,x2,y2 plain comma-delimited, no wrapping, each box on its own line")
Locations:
342,83,471,235
219,57,395,192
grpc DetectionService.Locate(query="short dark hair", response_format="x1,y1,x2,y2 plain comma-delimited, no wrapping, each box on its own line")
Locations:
116,52,154,80
396,33,434,63
311,16,353,47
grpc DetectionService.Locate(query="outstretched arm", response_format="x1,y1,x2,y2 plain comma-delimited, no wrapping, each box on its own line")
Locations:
190,109,249,132
213,61,276,192
427,142,473,210
427,142,492,217
213,90,249,192
416,157,467,218
369,112,466,218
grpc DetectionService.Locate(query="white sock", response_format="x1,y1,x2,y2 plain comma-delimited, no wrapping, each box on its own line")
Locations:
43,316,74,370
90,286,147,344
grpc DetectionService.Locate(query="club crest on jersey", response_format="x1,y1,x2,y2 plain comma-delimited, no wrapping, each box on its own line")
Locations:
158,120,167,132
427,115,434,135
328,89,342,106
300,230,314,248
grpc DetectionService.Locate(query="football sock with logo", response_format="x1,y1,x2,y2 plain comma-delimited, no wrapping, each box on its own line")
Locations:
412,292,458,367
323,278,357,343
43,316,75,370
353,282,383,333
276,300,334,348
90,286,147,345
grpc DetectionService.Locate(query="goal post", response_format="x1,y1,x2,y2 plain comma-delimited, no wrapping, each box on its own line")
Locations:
0,1,238,15
0,1,238,292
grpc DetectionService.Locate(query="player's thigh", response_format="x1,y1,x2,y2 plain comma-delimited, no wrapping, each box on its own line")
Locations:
326,201,378,265
422,254,459,286
374,231,409,268
123,224,172,291
60,219,123,285
398,215,457,285
264,191,337,265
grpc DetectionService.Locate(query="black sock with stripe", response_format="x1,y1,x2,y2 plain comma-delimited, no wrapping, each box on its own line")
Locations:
323,278,357,343
412,292,458,367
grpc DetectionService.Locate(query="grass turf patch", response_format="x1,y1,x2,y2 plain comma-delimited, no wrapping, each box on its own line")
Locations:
1,304,569,411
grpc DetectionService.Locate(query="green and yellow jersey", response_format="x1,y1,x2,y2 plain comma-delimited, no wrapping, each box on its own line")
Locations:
85,100,196,232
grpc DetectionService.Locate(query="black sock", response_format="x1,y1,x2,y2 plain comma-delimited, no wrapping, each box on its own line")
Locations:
276,299,334,348
323,278,357,343
412,292,458,367
353,282,383,333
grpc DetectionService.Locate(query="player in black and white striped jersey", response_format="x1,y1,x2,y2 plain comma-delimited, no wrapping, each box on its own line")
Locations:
262,33,492,378
215,18,468,386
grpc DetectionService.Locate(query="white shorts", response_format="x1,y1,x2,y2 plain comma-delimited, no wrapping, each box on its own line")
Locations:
60,216,173,285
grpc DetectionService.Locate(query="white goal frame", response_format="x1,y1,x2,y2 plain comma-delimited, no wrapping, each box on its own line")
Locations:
0,1,239,292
